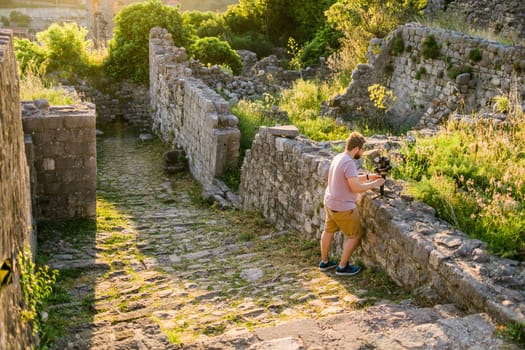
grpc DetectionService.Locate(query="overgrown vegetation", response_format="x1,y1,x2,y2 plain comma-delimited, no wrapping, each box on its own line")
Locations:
14,22,99,80
190,36,242,75
19,65,82,105
105,0,189,83
394,87,525,260
325,0,425,74
18,245,58,344
421,34,440,59
11,0,524,265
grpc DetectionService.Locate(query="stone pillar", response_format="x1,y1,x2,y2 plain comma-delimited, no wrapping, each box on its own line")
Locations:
22,102,97,220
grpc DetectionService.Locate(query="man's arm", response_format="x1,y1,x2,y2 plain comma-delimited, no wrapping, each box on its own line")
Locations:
358,173,382,183
347,176,385,193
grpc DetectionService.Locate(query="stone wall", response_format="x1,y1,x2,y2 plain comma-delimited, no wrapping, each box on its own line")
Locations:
0,7,87,35
427,0,525,40
149,27,240,185
22,101,97,221
239,126,525,326
77,80,151,129
0,29,37,350
327,23,525,129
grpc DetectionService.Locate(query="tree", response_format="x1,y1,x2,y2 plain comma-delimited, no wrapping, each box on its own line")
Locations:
14,38,47,77
105,0,189,83
190,37,243,75
9,10,31,27
224,0,336,46
325,0,426,71
36,22,91,75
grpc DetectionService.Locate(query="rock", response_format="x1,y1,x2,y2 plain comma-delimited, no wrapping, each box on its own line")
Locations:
240,268,264,282
139,133,153,141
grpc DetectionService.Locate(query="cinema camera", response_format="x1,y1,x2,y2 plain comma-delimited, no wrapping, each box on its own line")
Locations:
373,156,391,196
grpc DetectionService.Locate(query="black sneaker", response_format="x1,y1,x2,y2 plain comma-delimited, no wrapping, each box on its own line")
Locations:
319,260,337,272
335,263,362,276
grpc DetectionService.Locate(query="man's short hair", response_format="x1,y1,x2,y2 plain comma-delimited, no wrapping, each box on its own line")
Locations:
345,131,366,151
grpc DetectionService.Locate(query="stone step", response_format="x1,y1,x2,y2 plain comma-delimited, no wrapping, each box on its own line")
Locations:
186,302,517,349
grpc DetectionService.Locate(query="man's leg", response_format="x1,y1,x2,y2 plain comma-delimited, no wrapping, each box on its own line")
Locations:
335,209,363,268
320,230,334,262
338,235,361,268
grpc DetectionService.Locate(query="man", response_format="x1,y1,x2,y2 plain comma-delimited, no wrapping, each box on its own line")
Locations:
319,131,385,276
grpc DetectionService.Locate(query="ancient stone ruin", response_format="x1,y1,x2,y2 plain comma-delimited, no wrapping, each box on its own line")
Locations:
0,28,37,350
1,28,97,348
22,101,97,220
325,22,525,130
239,126,525,327
2,2,525,344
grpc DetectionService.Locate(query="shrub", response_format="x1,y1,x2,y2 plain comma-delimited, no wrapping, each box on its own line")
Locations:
106,0,189,83
300,26,342,67
19,67,82,105
197,17,228,38
190,37,243,75
446,64,472,79
468,47,482,62
390,32,404,55
14,38,47,77
325,0,425,74
421,35,440,59
396,94,525,260
18,245,58,337
226,31,273,58
415,66,426,80
232,98,278,153
368,84,397,110
493,95,510,113
35,22,92,78
182,11,227,39
280,79,349,141
384,63,394,76
223,1,264,35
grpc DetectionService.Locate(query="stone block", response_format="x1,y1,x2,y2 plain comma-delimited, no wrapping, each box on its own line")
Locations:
35,164,57,179
56,157,83,171
41,142,64,157
68,142,90,155
42,158,55,171
22,116,44,132
267,125,299,138
64,115,95,129
42,115,64,129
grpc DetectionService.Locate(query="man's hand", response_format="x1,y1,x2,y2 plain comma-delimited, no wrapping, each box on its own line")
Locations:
374,177,386,187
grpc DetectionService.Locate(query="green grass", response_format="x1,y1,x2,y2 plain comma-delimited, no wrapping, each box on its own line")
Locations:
394,89,525,260
280,79,349,141
498,322,525,346
19,69,82,105
35,195,134,347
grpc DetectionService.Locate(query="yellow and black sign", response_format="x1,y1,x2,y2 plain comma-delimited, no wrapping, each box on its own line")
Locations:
0,259,13,288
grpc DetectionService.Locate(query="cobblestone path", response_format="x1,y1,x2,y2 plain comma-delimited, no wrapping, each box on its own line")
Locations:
40,122,517,349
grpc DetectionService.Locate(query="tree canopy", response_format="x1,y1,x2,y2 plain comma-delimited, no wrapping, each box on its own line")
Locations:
105,0,189,83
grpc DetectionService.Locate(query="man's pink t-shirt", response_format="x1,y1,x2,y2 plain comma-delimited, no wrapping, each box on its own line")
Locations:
324,152,358,211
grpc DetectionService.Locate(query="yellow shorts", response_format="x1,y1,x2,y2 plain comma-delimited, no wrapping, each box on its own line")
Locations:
324,207,362,238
